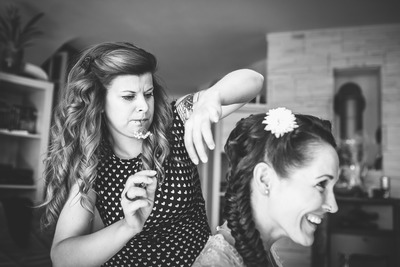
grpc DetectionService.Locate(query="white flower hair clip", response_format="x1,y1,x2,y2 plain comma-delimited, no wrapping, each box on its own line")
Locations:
262,107,298,138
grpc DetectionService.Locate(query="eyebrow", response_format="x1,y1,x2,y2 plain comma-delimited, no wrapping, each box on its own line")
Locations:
317,174,334,180
122,87,154,93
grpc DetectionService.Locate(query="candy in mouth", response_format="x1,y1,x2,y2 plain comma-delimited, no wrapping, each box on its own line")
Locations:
132,131,152,139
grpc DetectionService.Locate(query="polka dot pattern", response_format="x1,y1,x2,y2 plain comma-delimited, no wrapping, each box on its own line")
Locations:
95,105,211,266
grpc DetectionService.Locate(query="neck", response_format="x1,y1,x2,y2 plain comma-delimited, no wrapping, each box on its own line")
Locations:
109,135,143,159
256,216,280,251
251,181,280,251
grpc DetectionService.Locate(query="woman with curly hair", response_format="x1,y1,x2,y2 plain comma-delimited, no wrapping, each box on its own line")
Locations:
193,107,339,267
41,41,263,267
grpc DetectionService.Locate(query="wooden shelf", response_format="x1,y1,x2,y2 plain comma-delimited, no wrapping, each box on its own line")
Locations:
0,129,41,139
0,72,50,92
0,71,53,203
0,184,37,190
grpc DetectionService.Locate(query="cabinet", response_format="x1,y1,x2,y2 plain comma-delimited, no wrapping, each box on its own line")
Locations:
314,197,400,267
0,72,54,204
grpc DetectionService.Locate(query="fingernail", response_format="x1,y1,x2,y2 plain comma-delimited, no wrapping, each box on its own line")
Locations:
201,157,208,163
192,158,199,165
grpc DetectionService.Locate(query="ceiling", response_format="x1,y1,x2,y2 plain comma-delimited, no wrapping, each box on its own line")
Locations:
4,0,400,96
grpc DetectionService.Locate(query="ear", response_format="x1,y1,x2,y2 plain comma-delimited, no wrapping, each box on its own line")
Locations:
253,162,273,195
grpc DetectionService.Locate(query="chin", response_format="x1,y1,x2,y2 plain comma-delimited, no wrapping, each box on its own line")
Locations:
296,235,314,247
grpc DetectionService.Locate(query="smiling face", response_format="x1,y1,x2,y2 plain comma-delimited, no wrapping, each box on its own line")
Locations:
104,73,155,142
259,143,339,247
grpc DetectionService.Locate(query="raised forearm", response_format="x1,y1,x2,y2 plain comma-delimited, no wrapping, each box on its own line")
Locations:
207,69,264,106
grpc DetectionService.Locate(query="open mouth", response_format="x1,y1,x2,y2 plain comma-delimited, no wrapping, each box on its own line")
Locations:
132,119,148,125
306,214,322,226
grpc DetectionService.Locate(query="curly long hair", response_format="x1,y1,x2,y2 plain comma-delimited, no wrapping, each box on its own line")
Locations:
41,42,173,230
223,112,336,267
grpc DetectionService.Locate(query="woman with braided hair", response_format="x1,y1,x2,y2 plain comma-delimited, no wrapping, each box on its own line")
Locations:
193,107,339,267
40,41,263,266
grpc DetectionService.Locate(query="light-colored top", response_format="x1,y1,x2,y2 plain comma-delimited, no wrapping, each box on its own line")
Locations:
193,222,283,267
192,234,244,267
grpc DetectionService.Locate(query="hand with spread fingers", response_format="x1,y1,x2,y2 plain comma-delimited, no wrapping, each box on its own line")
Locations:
180,69,265,165
184,90,221,165
121,170,157,232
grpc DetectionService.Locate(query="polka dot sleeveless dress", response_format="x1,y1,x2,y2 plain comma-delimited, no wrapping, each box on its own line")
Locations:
95,105,211,266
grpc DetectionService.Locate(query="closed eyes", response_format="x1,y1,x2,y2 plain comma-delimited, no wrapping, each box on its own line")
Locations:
316,180,328,191
122,95,135,101
145,92,154,98
122,91,153,101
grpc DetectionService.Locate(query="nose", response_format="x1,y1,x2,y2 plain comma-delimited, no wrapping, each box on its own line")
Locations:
136,94,149,113
323,192,338,213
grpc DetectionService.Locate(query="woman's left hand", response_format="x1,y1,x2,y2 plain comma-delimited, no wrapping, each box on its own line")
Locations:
121,170,158,233
184,90,221,165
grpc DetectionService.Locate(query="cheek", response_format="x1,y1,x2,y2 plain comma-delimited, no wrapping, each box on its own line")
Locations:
269,188,298,221
104,100,131,125
147,99,155,118
294,188,323,211
106,95,135,113
275,186,322,218
149,98,155,112
104,109,120,128
105,103,120,118
105,95,122,113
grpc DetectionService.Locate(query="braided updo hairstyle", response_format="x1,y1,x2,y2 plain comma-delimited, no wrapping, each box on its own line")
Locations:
223,112,336,267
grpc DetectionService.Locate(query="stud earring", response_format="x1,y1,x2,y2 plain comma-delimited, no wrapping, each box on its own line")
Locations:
265,184,270,195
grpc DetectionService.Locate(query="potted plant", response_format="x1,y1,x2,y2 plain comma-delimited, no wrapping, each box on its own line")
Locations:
0,5,44,73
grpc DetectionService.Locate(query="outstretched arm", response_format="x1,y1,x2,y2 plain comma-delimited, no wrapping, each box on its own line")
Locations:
205,68,264,119
177,69,264,165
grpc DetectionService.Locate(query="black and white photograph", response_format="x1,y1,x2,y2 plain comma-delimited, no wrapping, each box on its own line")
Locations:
0,1,399,266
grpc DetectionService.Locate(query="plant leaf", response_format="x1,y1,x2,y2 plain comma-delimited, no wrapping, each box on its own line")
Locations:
0,4,44,48
0,14,12,39
21,12,44,35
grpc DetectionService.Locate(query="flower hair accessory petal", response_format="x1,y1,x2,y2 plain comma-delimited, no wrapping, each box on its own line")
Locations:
263,107,298,138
